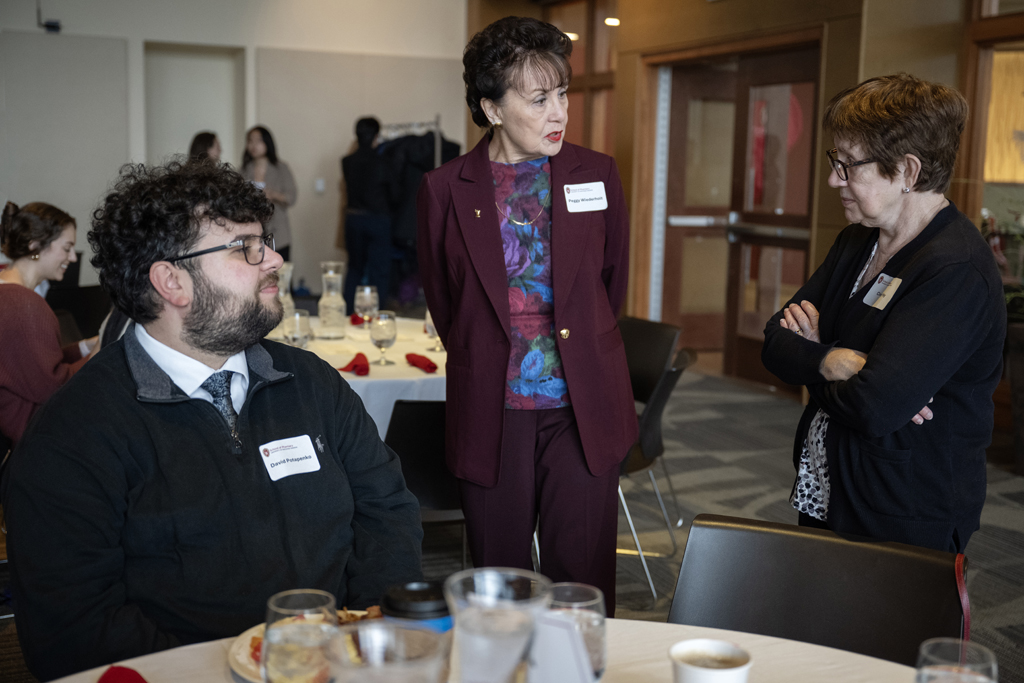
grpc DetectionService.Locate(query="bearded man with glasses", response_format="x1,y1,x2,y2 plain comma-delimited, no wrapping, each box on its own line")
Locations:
1,160,423,681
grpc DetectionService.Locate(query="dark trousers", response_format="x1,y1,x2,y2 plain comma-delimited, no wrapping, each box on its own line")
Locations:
459,407,620,615
344,212,392,313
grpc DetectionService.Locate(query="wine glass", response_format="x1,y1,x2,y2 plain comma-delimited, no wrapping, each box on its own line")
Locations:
370,311,398,366
354,285,379,326
266,589,338,628
916,638,998,683
549,583,606,680
425,309,444,352
284,310,311,349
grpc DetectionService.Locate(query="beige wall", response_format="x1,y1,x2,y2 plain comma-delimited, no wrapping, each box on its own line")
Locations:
0,0,467,285
859,0,966,86
256,48,465,289
0,32,130,281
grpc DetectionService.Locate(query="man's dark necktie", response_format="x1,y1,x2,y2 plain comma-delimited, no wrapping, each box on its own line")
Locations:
201,370,238,433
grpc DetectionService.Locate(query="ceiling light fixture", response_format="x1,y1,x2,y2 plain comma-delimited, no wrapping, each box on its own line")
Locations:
605,18,620,26
565,32,580,41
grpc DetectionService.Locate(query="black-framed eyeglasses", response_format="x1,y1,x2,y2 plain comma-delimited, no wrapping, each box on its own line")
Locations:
166,234,275,266
827,148,877,181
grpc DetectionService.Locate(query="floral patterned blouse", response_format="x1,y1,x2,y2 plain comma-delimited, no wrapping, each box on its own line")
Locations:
491,157,571,410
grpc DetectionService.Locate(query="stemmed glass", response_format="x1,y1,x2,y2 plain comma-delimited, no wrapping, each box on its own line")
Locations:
327,620,447,683
916,638,998,682
370,311,398,366
354,285,379,326
549,583,607,680
425,309,444,352
262,590,338,683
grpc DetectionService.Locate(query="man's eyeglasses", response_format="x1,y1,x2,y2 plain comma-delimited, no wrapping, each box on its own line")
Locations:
167,234,275,266
826,148,877,182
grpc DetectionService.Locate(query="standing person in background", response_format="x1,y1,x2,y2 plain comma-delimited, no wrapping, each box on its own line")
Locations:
342,117,398,312
417,16,636,613
188,132,222,162
0,202,97,448
242,126,297,262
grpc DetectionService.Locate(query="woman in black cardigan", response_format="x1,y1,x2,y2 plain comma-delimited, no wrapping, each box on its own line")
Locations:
762,74,1005,552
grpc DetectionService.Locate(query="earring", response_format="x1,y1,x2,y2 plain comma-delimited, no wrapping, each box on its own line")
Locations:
902,187,910,194
30,253,40,260
493,121,502,130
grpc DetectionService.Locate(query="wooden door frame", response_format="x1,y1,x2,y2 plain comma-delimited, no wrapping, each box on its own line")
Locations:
630,26,823,318
951,3,1024,221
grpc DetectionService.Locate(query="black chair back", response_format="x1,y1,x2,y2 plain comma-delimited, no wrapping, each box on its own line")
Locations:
618,317,681,403
668,514,966,666
384,400,462,522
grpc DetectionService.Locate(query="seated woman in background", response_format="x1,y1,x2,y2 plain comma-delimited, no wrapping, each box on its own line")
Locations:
761,74,1005,553
188,131,222,162
242,125,297,261
0,202,97,447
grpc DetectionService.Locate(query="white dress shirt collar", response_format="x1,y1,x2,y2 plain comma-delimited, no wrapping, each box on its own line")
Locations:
134,324,249,414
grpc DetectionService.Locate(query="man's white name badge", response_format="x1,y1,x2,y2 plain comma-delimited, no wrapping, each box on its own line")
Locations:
863,273,902,310
258,435,321,481
563,181,608,213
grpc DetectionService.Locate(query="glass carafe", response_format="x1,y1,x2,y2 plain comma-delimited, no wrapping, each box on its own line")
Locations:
269,262,295,339
318,261,347,339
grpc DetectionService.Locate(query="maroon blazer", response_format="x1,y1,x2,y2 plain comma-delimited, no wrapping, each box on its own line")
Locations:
417,137,638,487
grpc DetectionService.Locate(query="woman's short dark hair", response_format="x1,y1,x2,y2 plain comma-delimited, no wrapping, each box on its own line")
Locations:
89,159,274,324
189,131,218,161
355,117,381,148
463,16,573,129
1,202,75,261
242,125,279,167
823,73,968,194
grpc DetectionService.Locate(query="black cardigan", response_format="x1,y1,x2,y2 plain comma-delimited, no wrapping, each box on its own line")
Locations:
762,203,1005,552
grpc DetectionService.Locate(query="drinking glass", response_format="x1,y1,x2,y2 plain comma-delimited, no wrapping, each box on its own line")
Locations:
549,583,606,680
327,620,447,683
444,567,552,683
425,309,444,352
283,310,312,348
318,260,347,339
262,590,339,683
354,285,380,326
370,311,398,366
916,638,998,683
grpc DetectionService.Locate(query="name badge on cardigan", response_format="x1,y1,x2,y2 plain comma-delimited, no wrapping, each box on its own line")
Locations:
563,181,608,213
258,435,321,481
863,274,902,310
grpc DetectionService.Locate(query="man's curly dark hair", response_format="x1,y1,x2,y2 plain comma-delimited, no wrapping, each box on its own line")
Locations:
89,159,274,324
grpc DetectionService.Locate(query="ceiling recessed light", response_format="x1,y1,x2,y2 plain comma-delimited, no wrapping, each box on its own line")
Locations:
565,32,580,41
605,17,620,26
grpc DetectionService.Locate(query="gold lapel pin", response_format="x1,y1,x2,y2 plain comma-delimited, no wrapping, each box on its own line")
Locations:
474,209,481,218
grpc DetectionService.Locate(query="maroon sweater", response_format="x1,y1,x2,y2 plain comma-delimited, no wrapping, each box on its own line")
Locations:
0,283,86,445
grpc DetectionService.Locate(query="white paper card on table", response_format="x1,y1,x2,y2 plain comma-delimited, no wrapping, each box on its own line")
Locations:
528,611,595,683
862,274,902,310
258,435,321,481
563,181,608,213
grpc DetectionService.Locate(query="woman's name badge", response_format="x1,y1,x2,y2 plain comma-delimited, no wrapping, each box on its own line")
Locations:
258,435,321,481
563,181,608,213
863,273,902,310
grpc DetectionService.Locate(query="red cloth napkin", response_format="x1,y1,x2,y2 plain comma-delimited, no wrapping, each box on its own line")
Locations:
350,313,365,326
340,353,370,376
406,353,438,373
98,666,149,683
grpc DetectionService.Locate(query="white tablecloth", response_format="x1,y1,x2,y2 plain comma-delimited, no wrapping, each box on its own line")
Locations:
302,316,446,438
53,619,914,683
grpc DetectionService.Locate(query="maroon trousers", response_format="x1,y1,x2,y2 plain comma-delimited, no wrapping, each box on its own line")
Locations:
459,407,620,615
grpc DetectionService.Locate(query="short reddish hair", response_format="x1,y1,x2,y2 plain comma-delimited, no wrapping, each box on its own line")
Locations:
823,73,967,193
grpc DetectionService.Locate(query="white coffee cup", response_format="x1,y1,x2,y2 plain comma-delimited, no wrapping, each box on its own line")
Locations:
669,639,752,683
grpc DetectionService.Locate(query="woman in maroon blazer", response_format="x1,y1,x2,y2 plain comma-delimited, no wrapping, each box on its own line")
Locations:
417,16,637,611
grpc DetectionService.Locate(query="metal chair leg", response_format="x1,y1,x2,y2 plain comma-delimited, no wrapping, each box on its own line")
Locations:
648,470,678,556
658,456,685,528
618,485,657,604
533,529,541,573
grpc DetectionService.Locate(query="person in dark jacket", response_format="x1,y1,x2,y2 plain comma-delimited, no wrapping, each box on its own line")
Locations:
342,117,398,312
761,73,1005,553
1,160,423,681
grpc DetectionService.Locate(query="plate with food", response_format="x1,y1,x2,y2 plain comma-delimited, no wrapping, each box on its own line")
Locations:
227,608,382,683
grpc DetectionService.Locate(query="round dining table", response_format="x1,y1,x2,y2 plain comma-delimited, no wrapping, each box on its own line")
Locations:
294,316,447,439
51,618,915,683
